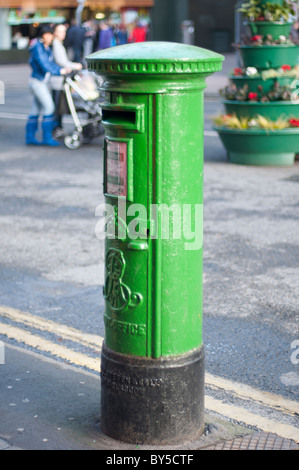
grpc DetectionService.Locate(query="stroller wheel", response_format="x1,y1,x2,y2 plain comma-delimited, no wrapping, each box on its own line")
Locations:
64,132,82,150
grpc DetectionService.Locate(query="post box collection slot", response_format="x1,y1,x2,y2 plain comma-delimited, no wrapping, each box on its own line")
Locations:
102,109,136,126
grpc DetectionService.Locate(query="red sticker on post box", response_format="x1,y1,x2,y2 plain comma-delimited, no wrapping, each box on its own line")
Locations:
106,140,127,197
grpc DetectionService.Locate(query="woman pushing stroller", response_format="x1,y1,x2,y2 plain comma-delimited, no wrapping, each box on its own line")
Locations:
50,23,82,136
25,25,71,146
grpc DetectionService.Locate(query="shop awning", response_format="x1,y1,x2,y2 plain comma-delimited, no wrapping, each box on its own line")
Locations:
0,0,154,8
8,15,66,25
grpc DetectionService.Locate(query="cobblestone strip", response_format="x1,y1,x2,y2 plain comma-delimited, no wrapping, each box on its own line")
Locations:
202,432,299,450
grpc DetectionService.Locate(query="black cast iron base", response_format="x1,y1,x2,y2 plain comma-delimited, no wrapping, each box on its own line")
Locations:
100,343,205,445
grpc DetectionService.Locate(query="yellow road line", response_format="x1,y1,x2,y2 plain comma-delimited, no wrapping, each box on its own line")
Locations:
205,372,299,417
1,322,297,443
0,322,101,373
1,305,298,438
0,305,102,351
205,396,299,443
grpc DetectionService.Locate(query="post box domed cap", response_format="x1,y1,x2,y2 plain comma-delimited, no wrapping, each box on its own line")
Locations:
86,41,224,75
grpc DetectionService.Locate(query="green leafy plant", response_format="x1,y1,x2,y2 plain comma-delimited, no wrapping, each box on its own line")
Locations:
261,65,299,79
263,1,296,21
239,0,262,22
265,81,292,100
231,65,299,79
213,114,252,129
220,83,249,100
239,0,296,22
244,33,293,44
213,113,294,129
220,81,292,101
255,114,290,129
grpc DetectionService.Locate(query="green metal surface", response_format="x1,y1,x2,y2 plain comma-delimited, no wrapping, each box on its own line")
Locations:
277,76,294,87
240,44,299,69
87,42,224,358
229,75,277,94
223,100,299,120
228,151,295,166
259,0,283,4
247,21,293,40
215,126,299,166
230,75,293,94
87,41,223,76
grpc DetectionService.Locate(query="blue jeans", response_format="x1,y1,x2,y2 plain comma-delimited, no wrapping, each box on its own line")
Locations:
29,78,55,116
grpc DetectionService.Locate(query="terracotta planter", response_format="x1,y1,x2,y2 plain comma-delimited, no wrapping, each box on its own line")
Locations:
223,100,299,120
247,21,293,40
214,126,299,166
240,44,299,69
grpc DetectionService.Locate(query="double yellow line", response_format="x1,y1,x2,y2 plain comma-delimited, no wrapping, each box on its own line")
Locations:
0,305,298,443
0,305,102,373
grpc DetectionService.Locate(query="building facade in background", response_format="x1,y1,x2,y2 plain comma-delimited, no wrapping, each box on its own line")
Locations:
0,0,153,51
0,0,237,57
152,0,236,52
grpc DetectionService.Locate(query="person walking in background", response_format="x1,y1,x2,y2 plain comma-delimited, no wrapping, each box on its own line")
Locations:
50,23,82,135
64,19,85,62
83,20,97,57
114,23,128,46
128,21,147,43
97,21,114,50
25,25,70,146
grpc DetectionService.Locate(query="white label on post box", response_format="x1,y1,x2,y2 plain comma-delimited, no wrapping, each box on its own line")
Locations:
106,140,127,197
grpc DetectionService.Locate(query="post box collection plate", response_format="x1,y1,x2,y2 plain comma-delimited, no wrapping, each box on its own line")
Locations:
106,139,127,197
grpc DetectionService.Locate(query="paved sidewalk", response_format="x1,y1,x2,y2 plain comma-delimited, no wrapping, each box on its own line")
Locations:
1,344,298,451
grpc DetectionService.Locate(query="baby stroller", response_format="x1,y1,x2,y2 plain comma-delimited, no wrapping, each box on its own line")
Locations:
56,71,104,149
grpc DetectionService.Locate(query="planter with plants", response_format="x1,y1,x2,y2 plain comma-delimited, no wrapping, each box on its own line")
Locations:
240,43,299,69
214,0,299,165
246,21,293,39
213,114,299,165
229,64,298,92
239,0,296,40
221,79,299,119
239,0,295,23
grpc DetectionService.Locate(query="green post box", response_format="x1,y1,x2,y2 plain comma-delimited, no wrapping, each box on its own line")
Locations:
87,42,223,445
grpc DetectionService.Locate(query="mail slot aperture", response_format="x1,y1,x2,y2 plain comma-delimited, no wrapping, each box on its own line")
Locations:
101,104,144,132
102,109,136,126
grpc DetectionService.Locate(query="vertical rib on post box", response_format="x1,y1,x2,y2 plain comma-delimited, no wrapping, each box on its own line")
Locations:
87,42,224,446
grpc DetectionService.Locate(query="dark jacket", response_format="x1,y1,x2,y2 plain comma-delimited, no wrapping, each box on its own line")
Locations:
64,25,86,49
29,39,61,81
